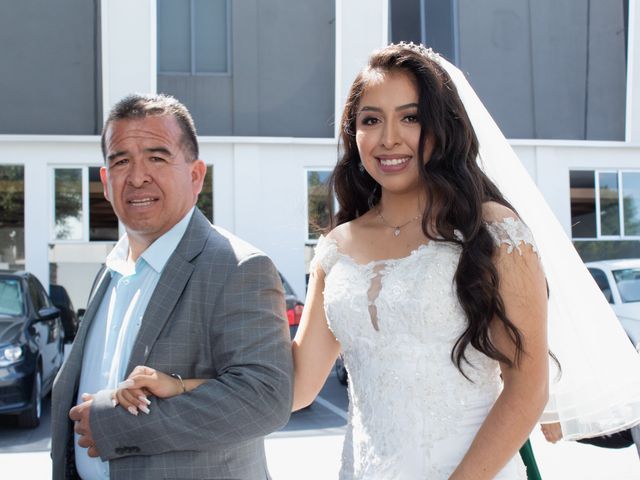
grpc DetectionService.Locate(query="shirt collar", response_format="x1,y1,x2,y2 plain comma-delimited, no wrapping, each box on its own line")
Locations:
106,207,195,276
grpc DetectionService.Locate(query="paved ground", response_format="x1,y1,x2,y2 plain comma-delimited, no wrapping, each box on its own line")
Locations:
1,371,639,478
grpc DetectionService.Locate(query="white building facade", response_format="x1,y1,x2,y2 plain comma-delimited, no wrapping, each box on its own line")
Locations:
0,0,639,309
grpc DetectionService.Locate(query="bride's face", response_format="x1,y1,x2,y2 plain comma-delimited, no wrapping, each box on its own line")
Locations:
355,69,434,197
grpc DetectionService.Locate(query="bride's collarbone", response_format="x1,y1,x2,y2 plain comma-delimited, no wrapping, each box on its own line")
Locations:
337,224,430,264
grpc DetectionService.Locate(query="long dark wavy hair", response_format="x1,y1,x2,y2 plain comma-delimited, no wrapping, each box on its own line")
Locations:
330,43,523,376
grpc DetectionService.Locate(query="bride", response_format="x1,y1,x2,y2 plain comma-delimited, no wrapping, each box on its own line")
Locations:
112,43,640,479
291,43,546,479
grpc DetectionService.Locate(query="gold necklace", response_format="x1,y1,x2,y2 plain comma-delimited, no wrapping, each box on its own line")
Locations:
377,208,421,237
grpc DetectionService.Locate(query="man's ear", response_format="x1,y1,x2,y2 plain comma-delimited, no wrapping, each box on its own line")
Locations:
100,166,111,202
191,159,207,196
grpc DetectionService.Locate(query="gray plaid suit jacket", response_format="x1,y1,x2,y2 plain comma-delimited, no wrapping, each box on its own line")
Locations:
51,209,293,479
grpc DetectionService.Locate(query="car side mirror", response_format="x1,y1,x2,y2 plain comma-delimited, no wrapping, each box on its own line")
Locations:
77,308,86,322
38,306,60,321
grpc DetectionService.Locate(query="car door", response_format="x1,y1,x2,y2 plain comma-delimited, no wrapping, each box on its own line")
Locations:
27,277,62,384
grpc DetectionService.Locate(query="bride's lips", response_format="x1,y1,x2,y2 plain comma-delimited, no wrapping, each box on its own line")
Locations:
376,155,412,173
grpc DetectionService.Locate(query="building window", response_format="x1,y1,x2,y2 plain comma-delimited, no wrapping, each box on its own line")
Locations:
157,0,335,137
570,170,640,239
390,0,629,140
571,169,640,262
158,0,230,75
0,166,25,269
196,165,214,221
52,167,118,242
54,169,83,241
306,170,333,242
88,167,119,241
158,0,231,75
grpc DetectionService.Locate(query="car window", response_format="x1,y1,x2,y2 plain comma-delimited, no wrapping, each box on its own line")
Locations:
0,278,25,316
612,268,640,303
279,273,295,296
588,268,614,304
28,277,51,312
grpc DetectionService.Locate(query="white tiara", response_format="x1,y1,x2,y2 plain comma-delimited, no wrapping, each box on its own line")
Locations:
394,42,442,65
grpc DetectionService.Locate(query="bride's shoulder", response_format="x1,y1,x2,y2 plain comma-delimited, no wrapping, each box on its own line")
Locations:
481,202,537,256
481,201,518,224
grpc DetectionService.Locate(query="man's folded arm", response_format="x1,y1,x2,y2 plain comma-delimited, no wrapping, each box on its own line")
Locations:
89,254,294,460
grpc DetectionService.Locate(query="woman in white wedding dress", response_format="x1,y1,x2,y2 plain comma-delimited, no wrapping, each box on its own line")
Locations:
291,43,548,480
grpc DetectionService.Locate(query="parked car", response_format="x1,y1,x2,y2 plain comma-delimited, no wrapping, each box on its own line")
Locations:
0,271,65,428
586,259,640,347
49,284,80,342
279,272,304,338
335,353,348,386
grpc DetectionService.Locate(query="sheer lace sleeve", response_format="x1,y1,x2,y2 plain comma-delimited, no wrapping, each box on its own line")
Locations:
309,235,340,274
485,217,538,256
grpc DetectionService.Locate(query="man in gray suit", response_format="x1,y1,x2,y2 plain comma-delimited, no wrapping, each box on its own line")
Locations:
51,94,293,479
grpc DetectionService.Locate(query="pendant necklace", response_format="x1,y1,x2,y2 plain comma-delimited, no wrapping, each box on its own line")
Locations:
377,208,421,237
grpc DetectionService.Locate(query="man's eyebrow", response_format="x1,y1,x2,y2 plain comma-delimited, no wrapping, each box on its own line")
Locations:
107,151,126,162
144,147,173,156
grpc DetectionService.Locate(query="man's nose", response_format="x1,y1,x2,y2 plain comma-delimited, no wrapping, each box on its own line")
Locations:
126,160,152,187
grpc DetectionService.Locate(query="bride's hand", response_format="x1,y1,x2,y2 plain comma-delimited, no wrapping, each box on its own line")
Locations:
113,365,186,415
541,422,563,443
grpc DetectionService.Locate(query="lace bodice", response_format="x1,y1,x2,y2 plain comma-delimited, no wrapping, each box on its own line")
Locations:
313,218,535,480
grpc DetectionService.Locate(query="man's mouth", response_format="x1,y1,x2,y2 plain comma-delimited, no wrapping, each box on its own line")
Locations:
127,197,158,207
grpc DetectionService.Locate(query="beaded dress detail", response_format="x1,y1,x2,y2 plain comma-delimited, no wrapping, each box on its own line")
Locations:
312,217,535,480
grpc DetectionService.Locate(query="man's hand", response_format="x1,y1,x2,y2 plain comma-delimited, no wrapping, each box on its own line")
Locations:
69,393,101,458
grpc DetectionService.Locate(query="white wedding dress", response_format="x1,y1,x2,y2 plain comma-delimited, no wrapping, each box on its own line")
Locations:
313,217,534,480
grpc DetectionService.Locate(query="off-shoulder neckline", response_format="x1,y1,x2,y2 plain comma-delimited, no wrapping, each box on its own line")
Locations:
317,216,530,267
318,235,438,268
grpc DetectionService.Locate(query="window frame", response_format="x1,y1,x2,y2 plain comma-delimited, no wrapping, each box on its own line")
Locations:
157,0,232,77
304,168,335,244
49,166,120,244
571,168,640,241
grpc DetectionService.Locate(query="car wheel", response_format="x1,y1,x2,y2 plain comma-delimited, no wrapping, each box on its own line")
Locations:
335,355,348,386
18,368,42,429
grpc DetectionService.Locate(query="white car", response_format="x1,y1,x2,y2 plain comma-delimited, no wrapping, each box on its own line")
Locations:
586,259,640,347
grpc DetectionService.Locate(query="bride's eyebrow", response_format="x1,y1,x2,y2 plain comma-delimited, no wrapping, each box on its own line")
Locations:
358,103,418,114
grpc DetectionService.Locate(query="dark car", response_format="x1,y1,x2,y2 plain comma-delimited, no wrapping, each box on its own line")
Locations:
279,272,304,338
49,284,80,342
0,271,65,427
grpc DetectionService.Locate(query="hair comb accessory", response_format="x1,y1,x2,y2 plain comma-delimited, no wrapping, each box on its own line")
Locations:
395,41,442,65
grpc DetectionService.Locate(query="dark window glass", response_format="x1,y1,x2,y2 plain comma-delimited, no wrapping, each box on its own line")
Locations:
570,171,596,238
623,172,640,236
89,167,119,241
307,171,333,240
599,172,620,236
196,166,214,221
158,0,191,73
0,166,25,269
574,240,640,262
194,0,228,73
54,169,83,241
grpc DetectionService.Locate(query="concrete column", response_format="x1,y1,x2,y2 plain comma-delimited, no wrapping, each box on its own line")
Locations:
24,161,50,288
101,0,156,122
334,0,389,137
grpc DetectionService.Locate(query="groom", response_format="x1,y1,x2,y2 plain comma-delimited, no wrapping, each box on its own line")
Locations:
50,94,293,479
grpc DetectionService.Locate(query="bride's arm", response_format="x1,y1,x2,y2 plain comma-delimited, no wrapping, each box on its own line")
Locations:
450,221,549,479
291,264,341,411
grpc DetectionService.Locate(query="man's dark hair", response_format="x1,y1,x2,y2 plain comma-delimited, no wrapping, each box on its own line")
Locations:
101,93,199,161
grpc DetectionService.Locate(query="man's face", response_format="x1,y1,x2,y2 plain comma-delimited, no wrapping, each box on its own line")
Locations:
100,115,206,249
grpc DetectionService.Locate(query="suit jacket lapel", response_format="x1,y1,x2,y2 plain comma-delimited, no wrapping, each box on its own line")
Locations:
125,209,211,373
